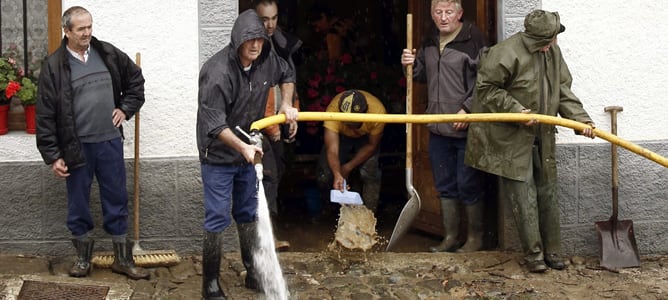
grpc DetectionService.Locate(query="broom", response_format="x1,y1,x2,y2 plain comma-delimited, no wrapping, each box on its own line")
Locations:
92,53,180,268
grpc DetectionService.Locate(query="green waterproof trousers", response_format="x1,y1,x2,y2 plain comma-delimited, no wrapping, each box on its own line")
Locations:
499,145,561,262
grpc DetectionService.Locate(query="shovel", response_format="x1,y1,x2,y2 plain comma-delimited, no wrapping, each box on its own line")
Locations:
386,13,421,251
595,105,640,269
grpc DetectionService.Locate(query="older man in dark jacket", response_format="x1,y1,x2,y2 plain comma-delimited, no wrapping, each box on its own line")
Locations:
401,0,488,254
36,6,147,280
196,9,298,299
465,9,596,273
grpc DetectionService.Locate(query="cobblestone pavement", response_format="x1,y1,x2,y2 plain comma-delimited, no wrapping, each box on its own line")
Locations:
1,251,667,300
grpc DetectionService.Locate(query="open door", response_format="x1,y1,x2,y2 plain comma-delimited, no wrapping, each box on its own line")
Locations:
407,0,498,238
239,0,498,249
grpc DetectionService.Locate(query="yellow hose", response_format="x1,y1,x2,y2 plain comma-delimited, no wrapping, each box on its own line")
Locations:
251,112,668,168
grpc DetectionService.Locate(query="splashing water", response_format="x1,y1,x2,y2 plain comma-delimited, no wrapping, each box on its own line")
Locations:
254,163,289,299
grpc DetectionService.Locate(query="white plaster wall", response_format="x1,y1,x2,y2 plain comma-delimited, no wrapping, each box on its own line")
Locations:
541,0,668,143
0,1,200,162
2,1,665,161
62,1,200,158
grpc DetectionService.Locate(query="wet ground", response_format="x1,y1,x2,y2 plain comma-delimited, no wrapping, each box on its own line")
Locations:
2,203,667,300
2,170,666,299
2,248,667,299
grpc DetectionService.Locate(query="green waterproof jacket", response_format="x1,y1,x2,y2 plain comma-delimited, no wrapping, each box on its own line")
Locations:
464,10,592,182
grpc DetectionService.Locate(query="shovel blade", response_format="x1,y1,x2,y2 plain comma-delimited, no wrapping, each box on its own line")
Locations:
386,193,420,251
595,219,641,269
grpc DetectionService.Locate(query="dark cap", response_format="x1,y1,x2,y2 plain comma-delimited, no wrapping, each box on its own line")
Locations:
339,90,368,113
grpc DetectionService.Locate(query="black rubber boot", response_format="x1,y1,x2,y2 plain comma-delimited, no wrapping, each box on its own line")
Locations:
429,198,461,252
237,222,262,291
69,238,94,277
202,231,227,300
457,201,484,253
544,253,566,270
111,240,150,280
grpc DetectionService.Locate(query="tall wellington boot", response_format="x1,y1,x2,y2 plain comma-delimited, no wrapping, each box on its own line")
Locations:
111,240,150,280
429,198,461,252
202,231,227,300
69,238,94,277
456,201,485,253
237,222,262,291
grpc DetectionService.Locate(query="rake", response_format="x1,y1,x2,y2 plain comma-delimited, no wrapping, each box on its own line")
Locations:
92,53,179,268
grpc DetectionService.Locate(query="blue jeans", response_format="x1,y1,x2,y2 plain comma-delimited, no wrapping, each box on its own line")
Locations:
66,138,128,236
201,163,258,232
429,133,485,205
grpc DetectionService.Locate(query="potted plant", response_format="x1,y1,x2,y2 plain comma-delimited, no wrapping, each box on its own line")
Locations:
1,43,42,134
16,76,37,134
0,56,20,135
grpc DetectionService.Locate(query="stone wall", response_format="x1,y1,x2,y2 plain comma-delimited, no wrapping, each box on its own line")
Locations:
0,157,239,256
1,141,666,256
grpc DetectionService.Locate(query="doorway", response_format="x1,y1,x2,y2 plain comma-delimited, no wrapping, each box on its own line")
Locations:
241,0,499,252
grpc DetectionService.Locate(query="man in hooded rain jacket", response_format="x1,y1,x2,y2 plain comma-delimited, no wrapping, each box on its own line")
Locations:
464,10,596,273
196,9,298,299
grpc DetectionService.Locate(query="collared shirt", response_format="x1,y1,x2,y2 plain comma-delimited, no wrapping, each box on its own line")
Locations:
66,45,90,62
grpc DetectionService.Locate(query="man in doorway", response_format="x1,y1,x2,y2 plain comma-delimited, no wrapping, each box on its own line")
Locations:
196,9,298,299
401,0,488,253
465,9,596,273
36,6,149,280
317,89,386,214
255,0,302,251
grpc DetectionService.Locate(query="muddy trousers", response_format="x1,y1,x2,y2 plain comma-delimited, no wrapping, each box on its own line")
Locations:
498,147,561,262
316,136,382,213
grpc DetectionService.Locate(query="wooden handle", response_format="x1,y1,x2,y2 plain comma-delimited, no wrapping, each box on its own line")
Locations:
605,106,622,221
406,14,413,170
134,52,141,241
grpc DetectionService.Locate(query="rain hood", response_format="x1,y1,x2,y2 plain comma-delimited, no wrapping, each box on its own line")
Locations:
230,9,271,65
521,10,563,52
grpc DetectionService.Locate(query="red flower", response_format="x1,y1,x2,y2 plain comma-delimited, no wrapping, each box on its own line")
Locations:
324,73,335,83
321,95,333,106
398,76,406,87
335,85,346,94
370,72,378,80
5,80,21,99
307,88,319,99
308,73,322,88
340,53,352,65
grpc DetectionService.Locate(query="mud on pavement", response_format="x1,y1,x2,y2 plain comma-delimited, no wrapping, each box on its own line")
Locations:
2,251,667,299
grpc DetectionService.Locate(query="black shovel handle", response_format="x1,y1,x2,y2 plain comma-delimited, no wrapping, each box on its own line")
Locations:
604,106,623,222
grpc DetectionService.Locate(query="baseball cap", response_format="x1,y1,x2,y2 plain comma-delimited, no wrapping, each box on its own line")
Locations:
339,90,368,113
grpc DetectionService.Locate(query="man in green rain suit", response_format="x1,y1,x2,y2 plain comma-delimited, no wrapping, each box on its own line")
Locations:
465,9,596,273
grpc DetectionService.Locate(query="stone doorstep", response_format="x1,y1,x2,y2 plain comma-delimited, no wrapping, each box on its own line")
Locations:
1,274,133,300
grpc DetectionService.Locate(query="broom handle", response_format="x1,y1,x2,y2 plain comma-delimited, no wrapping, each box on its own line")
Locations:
406,14,413,171
134,52,141,242
605,106,622,222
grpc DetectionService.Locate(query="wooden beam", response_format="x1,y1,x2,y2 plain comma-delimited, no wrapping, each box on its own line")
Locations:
47,0,62,54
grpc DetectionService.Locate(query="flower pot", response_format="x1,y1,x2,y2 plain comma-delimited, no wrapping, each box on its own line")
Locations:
0,104,9,135
23,104,36,134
